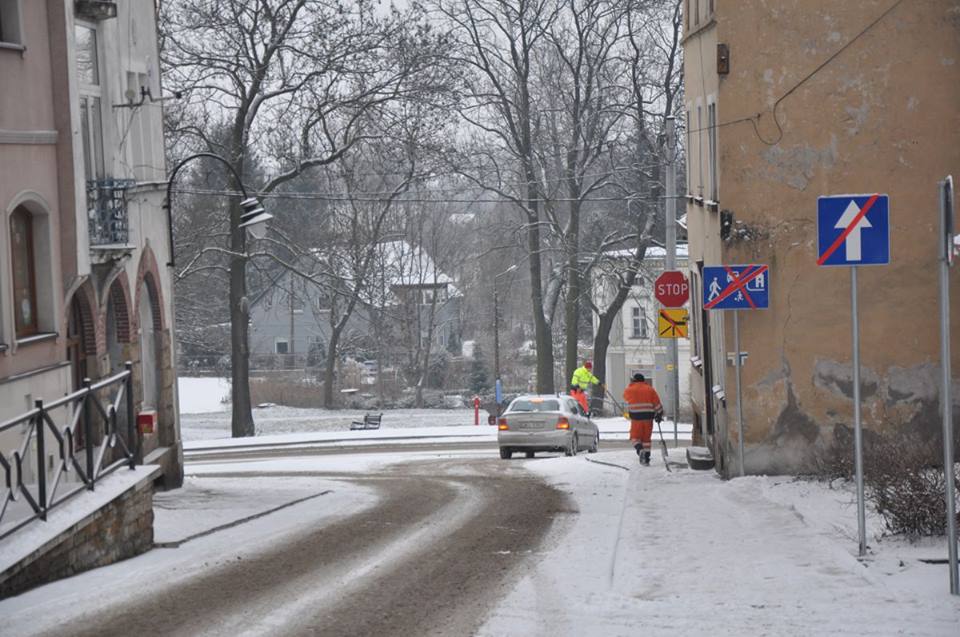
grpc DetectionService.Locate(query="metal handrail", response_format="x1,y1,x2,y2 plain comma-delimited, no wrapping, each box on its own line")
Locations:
0,362,139,541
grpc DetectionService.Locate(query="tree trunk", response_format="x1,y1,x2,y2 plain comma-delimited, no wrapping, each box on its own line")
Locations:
323,327,341,408
525,172,555,393
227,159,254,437
563,198,581,388
590,309,617,410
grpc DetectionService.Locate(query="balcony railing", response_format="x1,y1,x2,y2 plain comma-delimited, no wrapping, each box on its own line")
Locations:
87,179,134,246
0,363,139,541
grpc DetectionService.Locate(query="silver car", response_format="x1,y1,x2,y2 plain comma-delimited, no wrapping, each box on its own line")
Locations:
497,394,599,459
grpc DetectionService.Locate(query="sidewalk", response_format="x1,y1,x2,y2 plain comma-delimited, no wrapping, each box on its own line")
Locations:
479,448,960,636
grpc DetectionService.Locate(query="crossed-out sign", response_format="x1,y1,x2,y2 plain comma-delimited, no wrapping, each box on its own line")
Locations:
703,264,769,310
658,308,688,339
817,194,890,266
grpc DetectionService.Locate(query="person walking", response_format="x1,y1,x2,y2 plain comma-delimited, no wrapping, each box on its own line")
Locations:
623,372,663,465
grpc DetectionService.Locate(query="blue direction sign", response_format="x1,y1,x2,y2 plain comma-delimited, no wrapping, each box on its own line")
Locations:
703,264,769,310
817,194,889,266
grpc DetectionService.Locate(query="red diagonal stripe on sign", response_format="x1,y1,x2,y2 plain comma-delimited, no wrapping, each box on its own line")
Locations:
659,310,680,335
705,265,768,309
817,194,880,265
723,265,757,309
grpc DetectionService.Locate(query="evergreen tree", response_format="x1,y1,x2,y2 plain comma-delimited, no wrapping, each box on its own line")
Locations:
469,346,490,394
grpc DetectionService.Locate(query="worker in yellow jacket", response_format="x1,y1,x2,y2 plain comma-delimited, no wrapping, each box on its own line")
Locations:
571,360,600,391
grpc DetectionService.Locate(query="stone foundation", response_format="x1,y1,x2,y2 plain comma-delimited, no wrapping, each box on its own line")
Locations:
0,476,154,598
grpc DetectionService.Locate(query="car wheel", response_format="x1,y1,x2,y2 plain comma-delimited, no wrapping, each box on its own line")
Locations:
525,451,535,458
565,434,578,456
588,432,599,453
499,447,513,460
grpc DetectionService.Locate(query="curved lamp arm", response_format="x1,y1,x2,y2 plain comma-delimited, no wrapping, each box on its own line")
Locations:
164,152,251,268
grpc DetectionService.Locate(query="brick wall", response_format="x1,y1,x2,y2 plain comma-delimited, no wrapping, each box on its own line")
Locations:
0,478,154,598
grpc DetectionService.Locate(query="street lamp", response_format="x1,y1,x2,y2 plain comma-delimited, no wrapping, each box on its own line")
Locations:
238,197,272,239
493,264,519,413
164,152,271,438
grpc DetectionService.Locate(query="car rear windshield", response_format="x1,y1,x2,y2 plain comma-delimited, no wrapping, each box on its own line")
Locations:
508,399,560,413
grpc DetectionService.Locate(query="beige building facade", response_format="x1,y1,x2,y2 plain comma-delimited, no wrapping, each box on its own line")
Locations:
0,0,181,493
683,0,960,475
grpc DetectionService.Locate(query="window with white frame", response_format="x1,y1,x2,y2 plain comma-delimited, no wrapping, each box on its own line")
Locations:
9,202,55,338
0,0,23,45
708,102,718,201
631,306,648,339
274,338,289,355
76,24,105,182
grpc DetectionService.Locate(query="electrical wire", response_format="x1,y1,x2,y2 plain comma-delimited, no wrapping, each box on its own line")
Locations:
684,0,906,145
170,186,689,204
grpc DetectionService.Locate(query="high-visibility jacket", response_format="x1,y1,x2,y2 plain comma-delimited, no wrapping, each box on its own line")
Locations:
571,366,599,390
623,381,663,421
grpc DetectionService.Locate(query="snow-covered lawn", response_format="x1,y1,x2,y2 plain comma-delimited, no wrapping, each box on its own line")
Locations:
177,377,693,443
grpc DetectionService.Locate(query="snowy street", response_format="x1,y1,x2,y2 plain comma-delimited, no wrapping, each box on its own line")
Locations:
1,415,957,636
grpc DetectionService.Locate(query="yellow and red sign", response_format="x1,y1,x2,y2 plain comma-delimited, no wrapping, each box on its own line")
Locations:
658,308,689,339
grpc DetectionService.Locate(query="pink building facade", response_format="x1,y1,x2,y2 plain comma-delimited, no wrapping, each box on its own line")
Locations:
0,0,181,488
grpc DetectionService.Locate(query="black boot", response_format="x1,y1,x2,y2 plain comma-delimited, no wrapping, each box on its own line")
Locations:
643,450,651,465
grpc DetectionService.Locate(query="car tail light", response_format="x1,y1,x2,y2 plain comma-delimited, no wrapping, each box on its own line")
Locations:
556,417,570,430
498,418,509,430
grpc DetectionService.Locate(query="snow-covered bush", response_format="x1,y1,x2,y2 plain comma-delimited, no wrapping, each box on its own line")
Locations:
817,427,960,537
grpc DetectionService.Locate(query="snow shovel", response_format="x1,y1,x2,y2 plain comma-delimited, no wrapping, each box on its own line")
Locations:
655,414,686,472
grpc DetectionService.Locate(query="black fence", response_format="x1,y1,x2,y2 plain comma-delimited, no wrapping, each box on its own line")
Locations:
0,363,139,541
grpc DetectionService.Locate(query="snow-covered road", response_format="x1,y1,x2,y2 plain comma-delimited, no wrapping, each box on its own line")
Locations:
1,428,957,636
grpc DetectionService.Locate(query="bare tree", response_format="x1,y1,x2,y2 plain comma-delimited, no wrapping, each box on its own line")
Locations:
537,0,643,384
585,0,683,403
162,0,450,433
433,0,562,393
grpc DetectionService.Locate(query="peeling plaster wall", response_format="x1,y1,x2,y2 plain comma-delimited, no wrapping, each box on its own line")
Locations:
686,0,960,475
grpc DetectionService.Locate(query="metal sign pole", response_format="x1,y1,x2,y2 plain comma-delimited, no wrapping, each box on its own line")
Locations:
939,176,958,595
852,266,867,557
664,116,681,446
734,309,745,477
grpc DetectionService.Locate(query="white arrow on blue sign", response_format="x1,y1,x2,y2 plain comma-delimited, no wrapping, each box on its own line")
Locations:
703,264,769,310
817,194,890,266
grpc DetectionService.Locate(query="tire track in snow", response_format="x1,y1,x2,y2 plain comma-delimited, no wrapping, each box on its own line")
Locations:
38,460,566,637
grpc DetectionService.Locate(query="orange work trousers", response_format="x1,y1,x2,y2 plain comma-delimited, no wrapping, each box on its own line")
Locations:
630,420,654,447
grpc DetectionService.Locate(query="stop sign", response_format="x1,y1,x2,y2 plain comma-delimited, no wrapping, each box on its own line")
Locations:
655,271,689,307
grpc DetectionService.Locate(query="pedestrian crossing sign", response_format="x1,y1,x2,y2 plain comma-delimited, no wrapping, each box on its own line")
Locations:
658,308,689,339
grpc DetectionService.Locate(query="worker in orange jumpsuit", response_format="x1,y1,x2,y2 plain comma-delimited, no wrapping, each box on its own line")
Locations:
622,372,663,465
569,385,589,414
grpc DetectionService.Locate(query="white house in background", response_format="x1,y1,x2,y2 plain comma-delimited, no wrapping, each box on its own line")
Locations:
248,239,462,369
595,245,691,418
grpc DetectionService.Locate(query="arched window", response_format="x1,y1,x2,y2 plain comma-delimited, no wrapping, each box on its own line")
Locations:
10,205,38,337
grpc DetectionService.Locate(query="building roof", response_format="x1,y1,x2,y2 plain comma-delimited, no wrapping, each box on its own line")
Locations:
376,240,456,288
604,243,690,260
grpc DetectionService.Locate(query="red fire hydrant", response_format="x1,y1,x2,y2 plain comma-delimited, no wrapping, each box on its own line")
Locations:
473,396,480,426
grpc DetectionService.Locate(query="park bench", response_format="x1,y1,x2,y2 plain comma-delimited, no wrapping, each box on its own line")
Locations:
350,412,382,430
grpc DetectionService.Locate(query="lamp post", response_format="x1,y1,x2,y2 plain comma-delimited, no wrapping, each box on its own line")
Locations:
164,152,272,438
493,264,519,412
